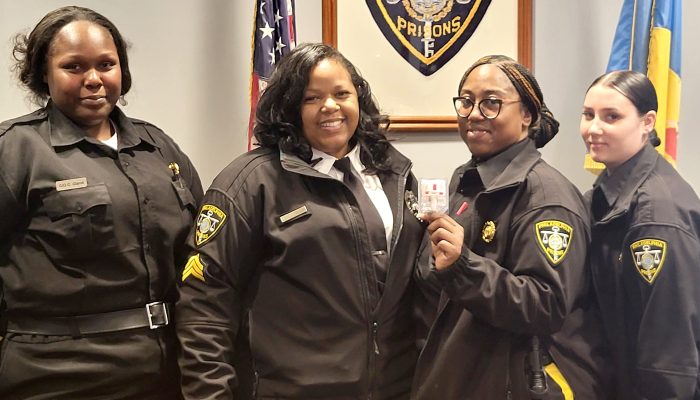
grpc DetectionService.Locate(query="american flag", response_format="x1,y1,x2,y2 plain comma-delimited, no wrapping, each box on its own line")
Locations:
248,0,296,150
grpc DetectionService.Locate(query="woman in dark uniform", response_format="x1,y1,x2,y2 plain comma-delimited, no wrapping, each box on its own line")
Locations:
0,6,202,399
412,55,611,399
175,43,462,400
582,70,700,399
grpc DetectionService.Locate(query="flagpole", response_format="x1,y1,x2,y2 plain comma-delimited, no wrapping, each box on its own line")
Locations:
322,0,337,47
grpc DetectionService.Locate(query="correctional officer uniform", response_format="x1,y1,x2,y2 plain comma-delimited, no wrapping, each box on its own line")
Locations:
0,103,202,399
176,144,424,399
412,139,611,399
588,142,700,399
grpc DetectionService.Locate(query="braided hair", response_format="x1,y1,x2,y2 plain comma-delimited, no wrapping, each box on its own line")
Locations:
458,55,559,148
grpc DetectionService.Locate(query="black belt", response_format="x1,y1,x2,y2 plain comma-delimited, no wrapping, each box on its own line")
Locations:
5,302,172,337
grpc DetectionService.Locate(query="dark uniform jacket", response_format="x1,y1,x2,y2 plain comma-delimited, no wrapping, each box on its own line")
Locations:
0,103,202,399
588,143,700,399
412,139,611,400
177,145,425,399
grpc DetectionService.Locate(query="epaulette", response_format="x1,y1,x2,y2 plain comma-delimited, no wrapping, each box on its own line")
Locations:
0,108,48,137
129,117,164,132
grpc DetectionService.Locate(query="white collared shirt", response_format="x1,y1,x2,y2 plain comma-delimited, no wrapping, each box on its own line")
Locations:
310,146,394,251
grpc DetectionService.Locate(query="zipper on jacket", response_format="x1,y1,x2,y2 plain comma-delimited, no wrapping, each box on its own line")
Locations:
337,183,379,398
372,321,380,355
366,320,380,400
252,370,259,399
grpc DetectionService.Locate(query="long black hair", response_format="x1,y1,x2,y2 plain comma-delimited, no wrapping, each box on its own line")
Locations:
253,43,391,173
586,70,660,146
458,55,559,148
12,6,132,106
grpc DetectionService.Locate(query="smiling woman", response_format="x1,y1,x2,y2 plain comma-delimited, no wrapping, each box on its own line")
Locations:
300,58,359,159
175,42,464,399
412,55,612,399
582,70,700,399
44,20,123,140
0,6,202,399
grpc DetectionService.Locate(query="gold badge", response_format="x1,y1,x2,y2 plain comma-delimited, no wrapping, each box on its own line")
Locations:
182,253,206,282
630,238,667,284
482,220,496,243
535,220,573,266
195,204,227,247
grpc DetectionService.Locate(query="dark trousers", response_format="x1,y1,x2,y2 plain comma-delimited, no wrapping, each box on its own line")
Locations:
0,327,182,400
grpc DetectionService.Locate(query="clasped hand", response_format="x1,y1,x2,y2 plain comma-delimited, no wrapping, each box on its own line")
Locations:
419,213,464,271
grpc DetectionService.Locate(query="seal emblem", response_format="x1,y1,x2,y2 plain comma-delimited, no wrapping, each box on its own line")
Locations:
630,238,667,284
195,204,228,247
535,220,573,266
366,0,492,75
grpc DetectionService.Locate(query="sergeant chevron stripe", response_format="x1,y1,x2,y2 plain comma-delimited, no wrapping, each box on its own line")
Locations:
182,254,206,282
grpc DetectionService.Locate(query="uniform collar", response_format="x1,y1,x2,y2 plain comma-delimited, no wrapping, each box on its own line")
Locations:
476,138,531,189
280,142,412,178
458,138,540,194
46,101,157,150
308,144,364,176
592,142,659,221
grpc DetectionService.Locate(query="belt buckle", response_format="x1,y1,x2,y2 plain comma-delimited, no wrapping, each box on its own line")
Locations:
146,302,169,330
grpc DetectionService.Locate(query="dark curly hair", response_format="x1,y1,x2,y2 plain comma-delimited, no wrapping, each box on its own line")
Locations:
458,55,559,148
253,42,391,173
12,6,132,105
586,70,661,147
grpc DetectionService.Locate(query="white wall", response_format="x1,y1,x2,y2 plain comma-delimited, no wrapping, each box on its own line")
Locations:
1,1,698,192
0,0,253,187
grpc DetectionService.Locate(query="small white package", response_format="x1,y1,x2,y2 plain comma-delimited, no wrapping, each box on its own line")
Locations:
418,178,449,214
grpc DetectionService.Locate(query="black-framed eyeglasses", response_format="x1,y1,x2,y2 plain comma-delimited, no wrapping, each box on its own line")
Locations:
452,97,521,119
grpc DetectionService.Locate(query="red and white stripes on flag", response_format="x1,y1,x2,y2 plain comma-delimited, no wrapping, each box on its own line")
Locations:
248,0,296,150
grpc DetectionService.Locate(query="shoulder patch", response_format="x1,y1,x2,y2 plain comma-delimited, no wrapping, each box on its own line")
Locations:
182,253,206,282
535,220,573,266
630,238,667,284
195,204,227,246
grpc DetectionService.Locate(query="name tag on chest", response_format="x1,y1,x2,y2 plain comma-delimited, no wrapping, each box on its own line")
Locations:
55,177,88,191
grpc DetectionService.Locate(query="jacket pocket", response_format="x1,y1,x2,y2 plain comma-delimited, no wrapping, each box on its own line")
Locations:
37,184,117,261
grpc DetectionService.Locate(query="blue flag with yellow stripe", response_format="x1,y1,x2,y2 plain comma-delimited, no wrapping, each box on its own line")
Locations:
607,0,682,164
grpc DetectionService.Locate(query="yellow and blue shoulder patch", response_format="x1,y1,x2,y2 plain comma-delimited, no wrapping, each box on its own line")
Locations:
182,253,206,282
535,220,573,266
195,204,227,247
630,238,667,284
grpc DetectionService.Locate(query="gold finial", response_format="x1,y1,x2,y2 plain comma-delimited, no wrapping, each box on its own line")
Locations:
168,162,180,177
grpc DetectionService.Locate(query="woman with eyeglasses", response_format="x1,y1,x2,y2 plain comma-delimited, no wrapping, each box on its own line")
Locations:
411,55,611,399
583,70,700,399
